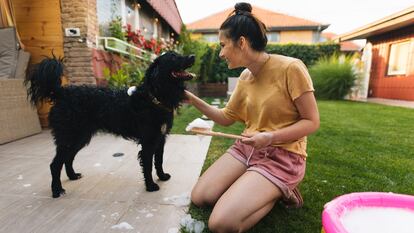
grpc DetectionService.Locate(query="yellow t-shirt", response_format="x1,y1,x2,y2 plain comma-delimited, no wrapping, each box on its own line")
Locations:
221,54,314,157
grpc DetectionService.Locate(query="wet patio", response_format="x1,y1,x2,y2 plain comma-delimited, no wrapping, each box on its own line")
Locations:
0,130,211,233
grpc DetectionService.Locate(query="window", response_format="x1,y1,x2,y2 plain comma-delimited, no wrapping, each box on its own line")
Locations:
202,34,218,43
97,0,122,36
125,1,135,29
313,31,321,43
266,32,280,43
387,41,410,76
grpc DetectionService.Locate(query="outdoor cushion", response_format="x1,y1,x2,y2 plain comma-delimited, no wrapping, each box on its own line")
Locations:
14,49,30,79
0,27,19,79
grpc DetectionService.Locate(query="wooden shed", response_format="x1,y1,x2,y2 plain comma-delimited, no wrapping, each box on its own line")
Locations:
338,6,414,101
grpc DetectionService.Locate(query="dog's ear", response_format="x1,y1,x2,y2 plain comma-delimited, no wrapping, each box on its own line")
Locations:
144,59,160,86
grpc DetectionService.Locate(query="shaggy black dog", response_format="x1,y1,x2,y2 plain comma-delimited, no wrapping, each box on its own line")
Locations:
25,52,195,198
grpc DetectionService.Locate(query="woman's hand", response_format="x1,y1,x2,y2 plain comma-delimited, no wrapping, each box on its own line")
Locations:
241,132,274,149
183,90,194,104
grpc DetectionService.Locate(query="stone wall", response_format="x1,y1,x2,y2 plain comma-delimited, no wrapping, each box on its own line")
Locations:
61,0,98,85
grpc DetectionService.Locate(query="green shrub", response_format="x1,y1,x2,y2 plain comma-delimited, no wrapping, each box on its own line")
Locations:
198,44,243,83
197,43,339,83
178,26,210,82
310,54,360,99
104,57,148,89
266,43,339,66
108,17,125,41
177,29,340,83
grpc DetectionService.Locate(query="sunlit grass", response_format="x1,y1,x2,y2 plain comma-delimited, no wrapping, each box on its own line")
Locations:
174,99,414,233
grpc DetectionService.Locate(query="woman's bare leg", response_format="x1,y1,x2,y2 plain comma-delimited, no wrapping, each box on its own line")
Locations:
208,171,283,233
191,153,247,207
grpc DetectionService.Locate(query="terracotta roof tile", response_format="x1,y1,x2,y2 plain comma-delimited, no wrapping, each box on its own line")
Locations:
187,5,327,30
322,32,362,51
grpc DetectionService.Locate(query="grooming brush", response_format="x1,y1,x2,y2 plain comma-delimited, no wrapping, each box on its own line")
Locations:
186,118,246,140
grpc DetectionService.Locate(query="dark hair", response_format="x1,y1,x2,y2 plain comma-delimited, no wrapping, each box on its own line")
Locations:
219,2,267,51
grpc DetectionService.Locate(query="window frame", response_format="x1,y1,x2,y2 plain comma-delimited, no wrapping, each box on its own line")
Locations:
386,40,410,76
202,34,219,43
266,31,280,43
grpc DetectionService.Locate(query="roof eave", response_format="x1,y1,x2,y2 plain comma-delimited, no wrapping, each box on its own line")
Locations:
188,28,218,33
338,7,414,41
268,24,330,31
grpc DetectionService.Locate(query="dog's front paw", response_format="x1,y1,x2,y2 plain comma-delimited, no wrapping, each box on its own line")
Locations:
68,173,82,180
52,188,66,198
146,183,160,192
158,173,171,181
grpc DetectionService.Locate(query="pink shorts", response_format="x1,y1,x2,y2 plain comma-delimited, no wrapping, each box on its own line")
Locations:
227,140,306,202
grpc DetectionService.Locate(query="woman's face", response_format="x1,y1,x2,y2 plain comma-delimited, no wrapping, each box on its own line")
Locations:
218,30,243,69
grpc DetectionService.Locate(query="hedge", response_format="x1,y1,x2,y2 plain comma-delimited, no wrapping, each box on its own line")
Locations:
179,29,340,83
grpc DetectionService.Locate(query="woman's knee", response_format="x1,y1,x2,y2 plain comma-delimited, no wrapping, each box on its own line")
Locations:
190,188,206,207
208,213,240,233
191,184,218,207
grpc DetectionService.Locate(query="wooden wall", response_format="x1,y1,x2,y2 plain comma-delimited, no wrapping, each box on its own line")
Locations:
12,0,64,64
368,25,414,101
12,0,65,127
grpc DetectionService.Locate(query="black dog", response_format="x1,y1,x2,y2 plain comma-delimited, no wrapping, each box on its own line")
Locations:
25,52,195,198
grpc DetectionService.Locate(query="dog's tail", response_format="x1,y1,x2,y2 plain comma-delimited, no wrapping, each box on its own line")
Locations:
25,55,64,105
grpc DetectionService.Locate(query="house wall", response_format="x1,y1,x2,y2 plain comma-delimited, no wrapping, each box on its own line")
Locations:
280,30,314,44
12,0,64,64
96,0,171,40
368,25,414,100
137,2,171,40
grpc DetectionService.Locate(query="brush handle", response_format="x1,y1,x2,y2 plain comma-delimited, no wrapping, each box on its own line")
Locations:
190,129,246,140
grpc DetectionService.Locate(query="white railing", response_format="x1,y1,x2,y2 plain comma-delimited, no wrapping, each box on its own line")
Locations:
96,36,156,61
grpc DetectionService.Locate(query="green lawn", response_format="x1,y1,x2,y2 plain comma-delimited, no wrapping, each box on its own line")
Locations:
172,100,414,233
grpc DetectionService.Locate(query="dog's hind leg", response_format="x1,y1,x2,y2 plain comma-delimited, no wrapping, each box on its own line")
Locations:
64,144,85,180
63,135,91,180
154,137,171,181
139,143,159,192
50,145,69,198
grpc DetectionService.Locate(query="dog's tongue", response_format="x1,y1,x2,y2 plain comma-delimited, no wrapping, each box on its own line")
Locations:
172,71,195,79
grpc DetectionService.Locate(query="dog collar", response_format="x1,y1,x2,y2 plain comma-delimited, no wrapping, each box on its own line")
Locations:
148,92,173,112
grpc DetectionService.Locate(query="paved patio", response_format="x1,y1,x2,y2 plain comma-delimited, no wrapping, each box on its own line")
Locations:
0,130,212,233
361,98,414,109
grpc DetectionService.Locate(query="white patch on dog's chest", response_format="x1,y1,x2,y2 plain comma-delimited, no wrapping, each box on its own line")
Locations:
161,123,167,135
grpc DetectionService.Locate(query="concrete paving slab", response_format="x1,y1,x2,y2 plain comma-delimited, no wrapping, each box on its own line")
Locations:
356,97,414,109
0,129,212,233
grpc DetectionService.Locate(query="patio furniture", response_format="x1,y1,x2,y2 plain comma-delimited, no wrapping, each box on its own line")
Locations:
0,79,42,144
0,27,41,144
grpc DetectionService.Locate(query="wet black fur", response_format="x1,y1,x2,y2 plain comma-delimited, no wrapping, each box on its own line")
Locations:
25,52,195,198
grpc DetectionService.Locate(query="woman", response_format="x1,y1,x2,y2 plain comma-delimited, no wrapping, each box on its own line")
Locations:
185,2,319,232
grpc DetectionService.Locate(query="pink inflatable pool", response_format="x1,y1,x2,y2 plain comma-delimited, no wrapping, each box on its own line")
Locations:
322,192,414,233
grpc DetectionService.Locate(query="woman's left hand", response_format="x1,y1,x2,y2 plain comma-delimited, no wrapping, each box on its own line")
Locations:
241,132,274,149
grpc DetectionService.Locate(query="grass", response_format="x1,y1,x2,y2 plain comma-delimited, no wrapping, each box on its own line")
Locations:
172,100,414,233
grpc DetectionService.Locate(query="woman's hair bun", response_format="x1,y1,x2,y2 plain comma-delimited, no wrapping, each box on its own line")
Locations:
235,2,252,13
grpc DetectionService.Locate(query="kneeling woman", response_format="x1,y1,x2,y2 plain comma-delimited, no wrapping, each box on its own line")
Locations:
185,2,320,233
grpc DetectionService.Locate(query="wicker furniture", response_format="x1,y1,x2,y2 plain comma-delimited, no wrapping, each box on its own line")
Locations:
0,79,41,144
0,27,41,144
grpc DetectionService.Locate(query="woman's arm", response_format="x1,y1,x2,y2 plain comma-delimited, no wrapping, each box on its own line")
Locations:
241,91,319,148
185,90,235,126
